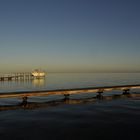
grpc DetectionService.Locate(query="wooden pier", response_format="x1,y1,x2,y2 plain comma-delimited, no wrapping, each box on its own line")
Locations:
0,84,140,102
0,73,34,81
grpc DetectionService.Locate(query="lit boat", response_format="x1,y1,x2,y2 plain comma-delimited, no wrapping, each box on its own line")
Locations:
31,69,46,78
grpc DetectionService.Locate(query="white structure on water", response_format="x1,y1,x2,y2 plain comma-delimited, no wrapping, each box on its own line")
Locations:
31,69,46,78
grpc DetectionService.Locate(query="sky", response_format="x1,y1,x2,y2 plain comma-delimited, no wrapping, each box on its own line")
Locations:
0,0,140,73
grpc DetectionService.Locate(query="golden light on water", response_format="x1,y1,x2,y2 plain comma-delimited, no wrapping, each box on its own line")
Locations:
32,79,45,87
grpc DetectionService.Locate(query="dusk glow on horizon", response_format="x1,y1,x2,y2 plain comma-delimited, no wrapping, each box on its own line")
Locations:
0,0,140,73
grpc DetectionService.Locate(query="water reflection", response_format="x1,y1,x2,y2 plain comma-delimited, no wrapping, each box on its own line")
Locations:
32,78,46,87
0,73,140,93
0,78,46,92
0,93,139,111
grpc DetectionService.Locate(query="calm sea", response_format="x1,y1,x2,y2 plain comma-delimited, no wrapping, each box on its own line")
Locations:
0,73,140,93
0,73,140,140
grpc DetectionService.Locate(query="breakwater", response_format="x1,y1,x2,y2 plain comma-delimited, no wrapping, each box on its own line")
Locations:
0,84,140,102
0,93,139,111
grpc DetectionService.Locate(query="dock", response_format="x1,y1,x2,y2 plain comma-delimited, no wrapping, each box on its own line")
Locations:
0,73,33,81
0,84,140,102
0,72,40,81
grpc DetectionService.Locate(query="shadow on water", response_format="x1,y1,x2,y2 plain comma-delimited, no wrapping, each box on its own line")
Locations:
0,93,139,111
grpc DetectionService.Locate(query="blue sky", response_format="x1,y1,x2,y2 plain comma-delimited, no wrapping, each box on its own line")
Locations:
0,0,140,73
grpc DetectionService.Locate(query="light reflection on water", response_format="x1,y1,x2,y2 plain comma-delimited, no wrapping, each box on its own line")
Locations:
0,73,140,93
32,78,46,87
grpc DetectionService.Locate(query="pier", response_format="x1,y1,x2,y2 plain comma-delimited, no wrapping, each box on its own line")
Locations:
0,72,41,81
0,84,140,103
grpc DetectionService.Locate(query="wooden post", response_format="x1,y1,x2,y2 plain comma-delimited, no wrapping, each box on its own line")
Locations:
21,96,28,107
97,89,104,99
64,94,70,100
123,89,130,95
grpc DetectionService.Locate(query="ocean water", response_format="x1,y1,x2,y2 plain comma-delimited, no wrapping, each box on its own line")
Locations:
0,73,140,140
0,73,140,92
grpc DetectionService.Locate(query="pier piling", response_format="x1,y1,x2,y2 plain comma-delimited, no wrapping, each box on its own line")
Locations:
22,97,28,106
96,89,104,99
123,89,130,95
64,94,70,100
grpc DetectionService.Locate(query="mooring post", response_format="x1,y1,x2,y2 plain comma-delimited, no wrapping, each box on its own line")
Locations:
97,89,104,99
64,94,70,100
22,96,28,106
123,89,130,95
